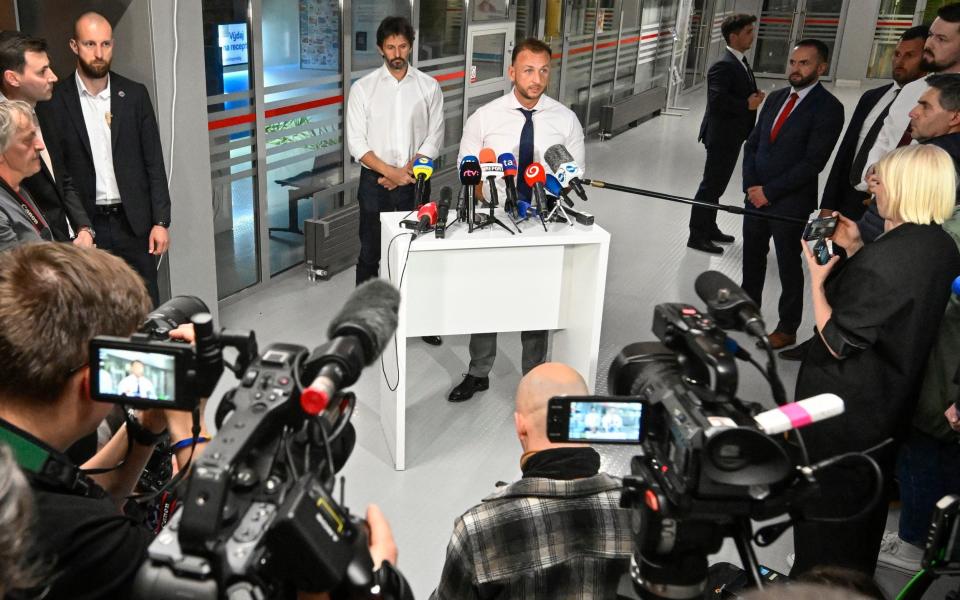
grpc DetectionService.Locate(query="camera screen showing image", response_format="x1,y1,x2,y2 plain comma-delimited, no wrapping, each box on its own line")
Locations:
563,400,644,443
95,347,176,403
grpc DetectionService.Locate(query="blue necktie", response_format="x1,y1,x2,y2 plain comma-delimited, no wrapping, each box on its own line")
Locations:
517,108,535,201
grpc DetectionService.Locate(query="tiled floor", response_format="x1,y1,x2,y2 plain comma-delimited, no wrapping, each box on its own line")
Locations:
216,78,951,598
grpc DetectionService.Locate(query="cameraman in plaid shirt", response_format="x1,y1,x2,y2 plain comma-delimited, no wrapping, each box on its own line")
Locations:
430,363,632,599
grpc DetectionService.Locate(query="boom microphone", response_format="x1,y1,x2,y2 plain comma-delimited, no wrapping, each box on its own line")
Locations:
694,270,767,339
753,394,844,435
543,144,587,201
478,148,502,207
412,156,433,207
300,279,400,415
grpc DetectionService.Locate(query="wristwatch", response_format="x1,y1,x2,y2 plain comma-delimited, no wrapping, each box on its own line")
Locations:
154,221,169,228
78,226,95,240
125,409,167,446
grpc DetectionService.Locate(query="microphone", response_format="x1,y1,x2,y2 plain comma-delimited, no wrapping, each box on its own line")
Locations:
543,144,587,201
459,156,482,229
412,156,433,207
517,200,537,218
414,202,438,237
545,174,575,208
753,394,844,435
478,147,502,207
523,162,548,213
952,275,960,296
435,186,452,239
498,152,519,210
694,270,767,339
300,279,400,416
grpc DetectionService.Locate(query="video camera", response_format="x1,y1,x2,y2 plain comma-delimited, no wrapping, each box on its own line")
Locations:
87,280,411,599
547,271,873,600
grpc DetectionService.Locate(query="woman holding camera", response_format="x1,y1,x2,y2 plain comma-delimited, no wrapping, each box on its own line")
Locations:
791,144,960,576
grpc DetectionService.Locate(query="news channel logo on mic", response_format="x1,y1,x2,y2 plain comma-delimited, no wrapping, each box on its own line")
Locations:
555,163,578,185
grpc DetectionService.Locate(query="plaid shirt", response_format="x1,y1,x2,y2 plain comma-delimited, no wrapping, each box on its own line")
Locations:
429,473,633,599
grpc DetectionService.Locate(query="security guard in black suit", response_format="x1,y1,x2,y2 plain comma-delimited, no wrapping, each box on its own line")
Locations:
688,14,765,254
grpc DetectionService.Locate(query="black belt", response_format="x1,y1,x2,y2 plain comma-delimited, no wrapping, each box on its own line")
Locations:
95,204,123,215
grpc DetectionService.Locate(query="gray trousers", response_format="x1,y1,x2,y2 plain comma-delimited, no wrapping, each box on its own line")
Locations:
467,330,549,377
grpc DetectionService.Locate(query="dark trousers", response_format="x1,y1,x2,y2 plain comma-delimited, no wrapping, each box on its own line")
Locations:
467,330,548,378
741,213,806,335
93,211,160,307
897,427,960,546
791,453,895,576
689,142,742,237
356,168,428,286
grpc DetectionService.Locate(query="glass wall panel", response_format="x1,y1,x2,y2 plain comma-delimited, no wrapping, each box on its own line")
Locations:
867,0,918,79
545,0,564,99
614,0,642,100
419,0,467,172
754,0,795,74
203,1,260,298
585,0,620,126
564,0,599,123
652,0,678,89
798,0,844,76
262,0,343,275
472,33,508,82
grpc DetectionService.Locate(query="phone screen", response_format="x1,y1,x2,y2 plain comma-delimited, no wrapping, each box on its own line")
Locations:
803,216,838,241
567,401,644,442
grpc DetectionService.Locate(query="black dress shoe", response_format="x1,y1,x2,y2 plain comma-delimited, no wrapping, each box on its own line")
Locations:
710,229,735,244
421,336,442,346
448,375,489,403
686,238,723,254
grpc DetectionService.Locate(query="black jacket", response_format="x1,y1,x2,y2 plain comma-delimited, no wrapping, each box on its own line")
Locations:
820,83,894,219
797,223,960,458
21,149,92,242
37,71,170,237
698,49,758,147
743,83,845,217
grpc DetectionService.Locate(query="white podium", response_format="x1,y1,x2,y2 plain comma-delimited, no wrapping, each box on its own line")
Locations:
378,211,611,469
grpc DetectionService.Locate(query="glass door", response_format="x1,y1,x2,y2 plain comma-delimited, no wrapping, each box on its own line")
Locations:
753,0,848,79
684,0,710,89
463,23,515,120
867,0,925,79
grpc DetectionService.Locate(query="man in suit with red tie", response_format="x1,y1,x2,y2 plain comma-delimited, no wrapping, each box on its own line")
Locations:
687,14,765,254
741,39,844,350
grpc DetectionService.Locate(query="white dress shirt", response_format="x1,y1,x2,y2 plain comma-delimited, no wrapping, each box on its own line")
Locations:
346,64,444,169
116,374,156,399
772,81,817,125
457,89,585,198
726,46,751,76
854,83,901,159
76,73,122,205
860,77,927,190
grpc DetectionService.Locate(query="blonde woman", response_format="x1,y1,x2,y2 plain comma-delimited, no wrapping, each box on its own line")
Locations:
791,144,960,576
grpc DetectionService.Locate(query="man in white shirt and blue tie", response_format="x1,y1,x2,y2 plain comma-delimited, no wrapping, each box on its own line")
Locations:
449,38,585,402
346,16,444,294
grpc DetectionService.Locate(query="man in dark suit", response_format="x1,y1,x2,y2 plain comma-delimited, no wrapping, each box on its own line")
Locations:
0,32,93,246
741,39,844,350
687,14,765,254
818,26,928,223
39,12,170,306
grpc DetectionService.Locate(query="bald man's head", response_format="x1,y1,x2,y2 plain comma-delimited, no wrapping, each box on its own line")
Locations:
514,363,588,449
71,12,113,80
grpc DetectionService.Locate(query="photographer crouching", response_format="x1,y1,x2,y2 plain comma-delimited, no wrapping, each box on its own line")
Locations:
0,242,208,599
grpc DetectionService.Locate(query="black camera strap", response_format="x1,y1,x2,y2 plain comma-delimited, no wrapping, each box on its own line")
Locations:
0,424,104,499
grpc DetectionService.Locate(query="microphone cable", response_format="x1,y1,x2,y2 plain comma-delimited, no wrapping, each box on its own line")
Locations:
381,230,416,392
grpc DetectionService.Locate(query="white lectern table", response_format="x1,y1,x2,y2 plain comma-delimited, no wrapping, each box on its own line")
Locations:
379,211,610,469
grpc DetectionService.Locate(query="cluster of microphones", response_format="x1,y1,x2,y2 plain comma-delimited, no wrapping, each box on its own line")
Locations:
401,144,592,239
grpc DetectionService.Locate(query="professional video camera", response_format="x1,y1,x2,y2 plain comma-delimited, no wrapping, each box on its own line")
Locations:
88,280,412,599
547,271,880,600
